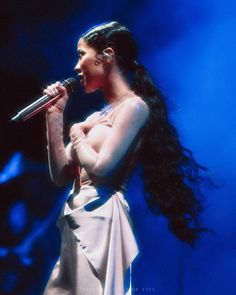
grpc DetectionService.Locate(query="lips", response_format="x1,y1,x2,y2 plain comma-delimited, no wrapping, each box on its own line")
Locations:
78,74,85,86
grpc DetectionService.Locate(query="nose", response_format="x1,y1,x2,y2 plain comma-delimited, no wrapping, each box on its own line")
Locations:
74,60,81,73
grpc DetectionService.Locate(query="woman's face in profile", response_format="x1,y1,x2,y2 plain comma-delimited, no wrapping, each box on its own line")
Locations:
75,38,106,93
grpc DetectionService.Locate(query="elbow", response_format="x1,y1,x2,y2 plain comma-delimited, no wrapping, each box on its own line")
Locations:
91,165,107,180
89,158,115,182
49,163,75,187
50,169,70,187
50,174,66,187
53,178,66,187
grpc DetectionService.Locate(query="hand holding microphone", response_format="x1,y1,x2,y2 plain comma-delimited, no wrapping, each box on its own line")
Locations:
44,81,69,114
11,77,78,122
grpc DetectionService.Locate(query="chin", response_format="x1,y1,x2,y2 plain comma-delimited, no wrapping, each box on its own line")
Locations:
84,88,95,94
84,84,99,93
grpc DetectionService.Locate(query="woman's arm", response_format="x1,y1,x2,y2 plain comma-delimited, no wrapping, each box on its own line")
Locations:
45,82,77,187
46,110,76,186
70,98,149,182
45,82,100,186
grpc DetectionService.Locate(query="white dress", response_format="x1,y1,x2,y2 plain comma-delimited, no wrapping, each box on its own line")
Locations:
43,185,139,295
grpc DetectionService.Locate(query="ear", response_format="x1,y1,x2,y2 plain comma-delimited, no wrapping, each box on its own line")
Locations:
102,47,115,62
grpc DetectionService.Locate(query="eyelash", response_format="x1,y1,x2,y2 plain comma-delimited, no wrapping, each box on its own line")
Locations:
78,52,85,59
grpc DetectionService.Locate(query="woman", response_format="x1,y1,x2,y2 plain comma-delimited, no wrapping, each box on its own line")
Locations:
43,21,206,295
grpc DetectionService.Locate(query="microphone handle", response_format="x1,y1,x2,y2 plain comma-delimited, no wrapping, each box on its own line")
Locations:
11,94,60,122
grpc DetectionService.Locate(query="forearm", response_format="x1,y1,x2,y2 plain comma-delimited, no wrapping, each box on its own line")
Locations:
73,139,118,181
72,138,99,177
46,111,73,186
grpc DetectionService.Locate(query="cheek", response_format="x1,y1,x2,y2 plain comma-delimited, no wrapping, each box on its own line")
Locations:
82,59,95,75
80,57,105,90
87,62,104,81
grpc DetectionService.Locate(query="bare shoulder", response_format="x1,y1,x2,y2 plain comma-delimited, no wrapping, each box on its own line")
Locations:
112,95,149,129
119,95,149,117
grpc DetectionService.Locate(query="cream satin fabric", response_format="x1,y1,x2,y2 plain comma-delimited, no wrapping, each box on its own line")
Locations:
43,185,139,295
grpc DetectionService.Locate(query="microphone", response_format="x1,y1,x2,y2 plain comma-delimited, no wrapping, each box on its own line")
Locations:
11,77,78,122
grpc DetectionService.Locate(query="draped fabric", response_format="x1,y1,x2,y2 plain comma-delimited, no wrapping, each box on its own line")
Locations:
43,185,139,295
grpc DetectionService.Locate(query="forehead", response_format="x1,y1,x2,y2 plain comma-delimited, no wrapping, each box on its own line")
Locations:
77,38,94,52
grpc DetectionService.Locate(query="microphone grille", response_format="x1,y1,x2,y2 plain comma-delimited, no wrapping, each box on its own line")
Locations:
62,77,78,94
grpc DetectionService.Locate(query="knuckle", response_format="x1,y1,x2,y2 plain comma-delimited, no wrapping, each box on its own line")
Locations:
70,125,76,133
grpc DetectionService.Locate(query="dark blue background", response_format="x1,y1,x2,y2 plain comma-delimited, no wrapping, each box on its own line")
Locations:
0,0,236,294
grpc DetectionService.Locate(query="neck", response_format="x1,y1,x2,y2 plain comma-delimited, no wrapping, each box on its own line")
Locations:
101,67,134,104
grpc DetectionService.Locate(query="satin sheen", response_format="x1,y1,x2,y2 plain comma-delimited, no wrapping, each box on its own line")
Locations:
43,185,139,295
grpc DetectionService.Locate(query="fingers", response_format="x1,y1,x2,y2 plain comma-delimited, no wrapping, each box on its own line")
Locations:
70,123,82,138
44,81,69,114
43,82,66,97
70,124,86,141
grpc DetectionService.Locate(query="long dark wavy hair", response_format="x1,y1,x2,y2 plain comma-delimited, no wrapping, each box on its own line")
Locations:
82,21,208,245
